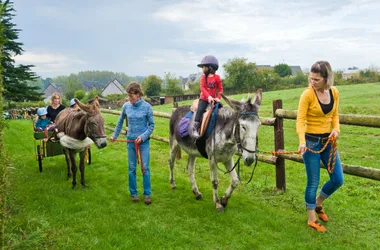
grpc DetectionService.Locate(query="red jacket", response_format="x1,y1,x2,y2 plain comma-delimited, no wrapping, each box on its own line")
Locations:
199,74,223,101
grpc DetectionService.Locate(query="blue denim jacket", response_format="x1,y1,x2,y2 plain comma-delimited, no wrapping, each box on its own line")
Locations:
112,99,154,142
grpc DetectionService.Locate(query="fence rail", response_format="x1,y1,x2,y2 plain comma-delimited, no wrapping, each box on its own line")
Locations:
275,109,380,128
101,102,380,187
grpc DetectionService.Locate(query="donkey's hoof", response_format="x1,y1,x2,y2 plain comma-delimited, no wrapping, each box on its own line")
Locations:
171,183,176,189
72,185,76,190
216,204,225,212
221,196,229,208
195,193,203,200
82,184,88,189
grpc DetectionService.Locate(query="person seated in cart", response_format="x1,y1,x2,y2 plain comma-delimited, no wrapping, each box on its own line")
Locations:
69,98,80,112
35,107,55,141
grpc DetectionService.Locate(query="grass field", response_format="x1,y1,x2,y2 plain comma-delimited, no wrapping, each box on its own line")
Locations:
3,83,380,249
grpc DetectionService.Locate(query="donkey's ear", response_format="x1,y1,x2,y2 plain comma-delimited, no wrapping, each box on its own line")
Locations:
252,89,263,107
75,99,92,113
93,96,101,111
221,93,241,111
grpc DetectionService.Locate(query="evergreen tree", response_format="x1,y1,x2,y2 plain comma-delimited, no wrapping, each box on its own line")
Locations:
1,0,42,103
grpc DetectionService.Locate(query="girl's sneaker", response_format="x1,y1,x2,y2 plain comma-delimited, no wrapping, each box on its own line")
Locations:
315,206,329,222
308,220,327,232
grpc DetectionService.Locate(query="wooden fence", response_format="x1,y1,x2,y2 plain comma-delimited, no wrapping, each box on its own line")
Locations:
101,100,380,190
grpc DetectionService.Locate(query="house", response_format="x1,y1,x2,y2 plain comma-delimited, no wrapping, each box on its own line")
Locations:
42,83,64,103
257,65,302,76
100,78,126,96
182,72,203,90
161,94,199,104
180,76,189,90
290,66,302,75
342,69,360,80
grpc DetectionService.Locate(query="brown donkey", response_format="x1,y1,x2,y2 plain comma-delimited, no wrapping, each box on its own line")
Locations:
55,97,107,189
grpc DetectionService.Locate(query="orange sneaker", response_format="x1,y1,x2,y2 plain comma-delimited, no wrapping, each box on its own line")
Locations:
315,206,329,222
308,220,327,232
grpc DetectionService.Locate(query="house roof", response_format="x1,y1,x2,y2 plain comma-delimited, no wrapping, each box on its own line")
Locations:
42,82,63,94
290,66,302,75
100,78,126,96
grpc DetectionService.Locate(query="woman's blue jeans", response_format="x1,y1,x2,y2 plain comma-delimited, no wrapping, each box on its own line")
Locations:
127,140,151,197
302,137,344,210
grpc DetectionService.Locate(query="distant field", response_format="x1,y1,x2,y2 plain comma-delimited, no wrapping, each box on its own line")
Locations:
3,82,380,249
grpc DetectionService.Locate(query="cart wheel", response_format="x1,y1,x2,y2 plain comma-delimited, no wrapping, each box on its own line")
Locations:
86,147,91,165
37,145,43,172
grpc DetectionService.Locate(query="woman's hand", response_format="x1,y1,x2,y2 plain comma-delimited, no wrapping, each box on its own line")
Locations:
298,143,306,154
135,136,142,144
207,96,214,103
214,98,220,103
110,136,116,142
329,130,339,139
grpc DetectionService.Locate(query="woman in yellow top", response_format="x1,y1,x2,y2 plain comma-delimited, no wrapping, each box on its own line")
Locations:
296,61,344,233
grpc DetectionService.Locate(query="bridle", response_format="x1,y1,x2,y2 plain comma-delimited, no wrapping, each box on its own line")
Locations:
235,111,259,155
84,113,106,140
214,110,260,184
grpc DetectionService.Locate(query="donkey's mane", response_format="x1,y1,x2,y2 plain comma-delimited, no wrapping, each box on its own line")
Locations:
217,106,235,120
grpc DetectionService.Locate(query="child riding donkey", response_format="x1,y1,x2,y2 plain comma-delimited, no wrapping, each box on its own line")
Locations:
191,55,223,139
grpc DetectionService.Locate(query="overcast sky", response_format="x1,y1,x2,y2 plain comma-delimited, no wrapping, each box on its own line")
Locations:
13,0,380,78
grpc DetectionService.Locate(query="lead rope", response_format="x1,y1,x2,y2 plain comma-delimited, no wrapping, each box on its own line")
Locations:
259,136,337,174
111,139,146,174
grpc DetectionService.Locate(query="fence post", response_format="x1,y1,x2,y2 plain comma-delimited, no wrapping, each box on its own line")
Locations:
273,100,286,191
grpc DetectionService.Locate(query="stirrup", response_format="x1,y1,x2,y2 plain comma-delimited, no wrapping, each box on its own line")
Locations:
192,122,200,139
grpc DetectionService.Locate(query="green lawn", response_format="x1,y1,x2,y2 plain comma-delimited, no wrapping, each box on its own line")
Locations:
3,83,380,249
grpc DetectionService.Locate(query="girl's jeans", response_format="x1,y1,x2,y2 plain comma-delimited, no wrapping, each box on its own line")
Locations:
127,139,151,197
302,137,344,210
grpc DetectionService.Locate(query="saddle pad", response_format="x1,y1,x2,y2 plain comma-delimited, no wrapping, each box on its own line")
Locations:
196,103,222,159
178,111,193,137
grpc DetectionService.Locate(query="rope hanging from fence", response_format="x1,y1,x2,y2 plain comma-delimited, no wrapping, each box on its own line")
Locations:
259,136,337,173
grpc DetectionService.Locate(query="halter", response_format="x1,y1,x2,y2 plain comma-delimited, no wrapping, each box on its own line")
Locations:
84,113,106,139
235,111,259,155
214,110,260,184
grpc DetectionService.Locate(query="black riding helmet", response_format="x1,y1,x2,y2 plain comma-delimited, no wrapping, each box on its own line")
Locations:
197,55,219,71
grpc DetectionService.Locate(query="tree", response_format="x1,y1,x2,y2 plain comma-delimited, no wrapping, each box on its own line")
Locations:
82,87,102,104
140,75,162,97
164,73,183,96
63,74,83,100
293,70,307,85
274,63,292,77
223,57,259,93
257,68,280,91
1,0,42,103
74,90,85,100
